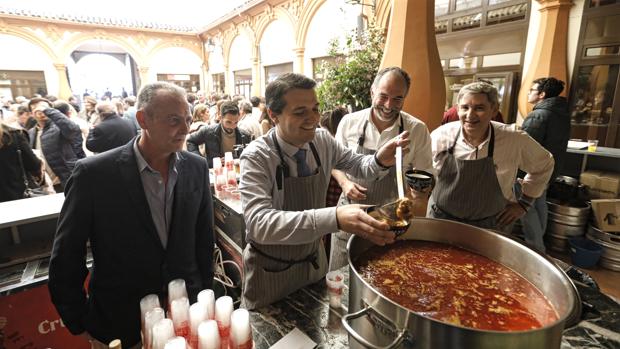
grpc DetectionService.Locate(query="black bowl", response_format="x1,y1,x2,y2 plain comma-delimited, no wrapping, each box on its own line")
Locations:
405,169,435,192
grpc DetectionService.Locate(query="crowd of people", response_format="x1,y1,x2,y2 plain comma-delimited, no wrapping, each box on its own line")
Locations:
0,68,571,348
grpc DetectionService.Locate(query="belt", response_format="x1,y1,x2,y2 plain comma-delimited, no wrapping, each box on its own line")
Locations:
250,243,320,272
431,204,497,225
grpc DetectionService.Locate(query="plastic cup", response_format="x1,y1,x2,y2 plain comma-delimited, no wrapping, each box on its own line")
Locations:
230,309,252,349
170,297,190,339
198,320,220,349
198,289,216,320
215,296,233,338
163,336,187,349
587,139,598,152
189,302,208,349
144,307,165,349
325,271,345,308
152,318,175,349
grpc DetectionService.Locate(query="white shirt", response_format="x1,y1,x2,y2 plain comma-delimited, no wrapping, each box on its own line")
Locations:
239,128,388,245
430,121,554,201
237,114,262,139
336,108,434,175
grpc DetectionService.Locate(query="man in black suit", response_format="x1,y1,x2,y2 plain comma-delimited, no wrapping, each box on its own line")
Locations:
186,101,252,167
86,101,137,153
48,82,215,348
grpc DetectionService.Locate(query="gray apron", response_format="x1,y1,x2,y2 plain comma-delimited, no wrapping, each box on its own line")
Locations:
241,133,328,310
429,125,508,231
328,117,404,271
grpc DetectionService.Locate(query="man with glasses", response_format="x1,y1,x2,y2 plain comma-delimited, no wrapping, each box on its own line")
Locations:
516,77,570,252
49,82,215,348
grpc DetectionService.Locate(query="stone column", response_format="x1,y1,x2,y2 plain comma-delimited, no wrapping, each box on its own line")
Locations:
379,0,445,131
518,0,573,118
138,67,150,90
251,56,261,97
293,47,305,74
53,63,72,100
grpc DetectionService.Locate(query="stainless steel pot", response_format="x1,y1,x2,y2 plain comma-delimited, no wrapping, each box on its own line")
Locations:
343,218,581,349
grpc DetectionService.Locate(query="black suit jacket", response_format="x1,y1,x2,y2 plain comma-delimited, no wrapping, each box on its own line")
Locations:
86,115,137,153
186,123,252,167
48,142,215,346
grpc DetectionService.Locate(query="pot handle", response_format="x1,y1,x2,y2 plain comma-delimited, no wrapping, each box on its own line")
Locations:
342,305,407,349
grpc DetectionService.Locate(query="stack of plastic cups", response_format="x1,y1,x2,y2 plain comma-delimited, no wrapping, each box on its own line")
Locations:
168,279,188,315
152,318,175,349
213,157,225,198
214,296,233,344
230,309,252,349
171,297,190,340
224,152,234,173
188,302,208,349
197,289,215,320
140,294,161,347
164,336,187,349
144,307,165,349
197,320,220,349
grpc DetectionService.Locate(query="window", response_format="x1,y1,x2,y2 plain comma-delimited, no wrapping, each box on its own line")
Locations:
212,73,225,94
234,69,252,100
156,74,200,93
264,63,293,88
0,70,47,100
435,0,529,34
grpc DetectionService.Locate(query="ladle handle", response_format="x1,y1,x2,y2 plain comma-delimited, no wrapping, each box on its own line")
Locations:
342,305,407,349
395,146,404,199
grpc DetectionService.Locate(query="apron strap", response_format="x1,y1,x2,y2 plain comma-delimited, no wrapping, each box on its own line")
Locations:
272,131,289,190
250,243,320,270
308,142,321,168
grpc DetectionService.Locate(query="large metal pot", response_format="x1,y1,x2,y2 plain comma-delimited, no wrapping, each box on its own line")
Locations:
344,218,580,349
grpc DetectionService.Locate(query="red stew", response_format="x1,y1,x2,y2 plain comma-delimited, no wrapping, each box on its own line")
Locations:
355,241,558,331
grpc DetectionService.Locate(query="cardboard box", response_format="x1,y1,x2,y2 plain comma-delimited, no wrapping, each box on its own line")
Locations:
580,170,620,199
591,199,620,233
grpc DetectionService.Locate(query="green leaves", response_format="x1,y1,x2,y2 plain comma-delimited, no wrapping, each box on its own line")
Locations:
317,24,385,113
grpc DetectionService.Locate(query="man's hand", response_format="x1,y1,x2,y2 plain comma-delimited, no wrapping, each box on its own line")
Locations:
375,131,410,167
336,205,396,246
342,180,367,201
496,202,526,227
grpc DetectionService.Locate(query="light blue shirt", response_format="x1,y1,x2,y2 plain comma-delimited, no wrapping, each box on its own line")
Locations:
133,137,179,248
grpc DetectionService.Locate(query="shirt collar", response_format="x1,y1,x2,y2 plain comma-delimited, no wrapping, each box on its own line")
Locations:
274,128,310,158
368,109,402,132
133,136,179,173
457,123,492,149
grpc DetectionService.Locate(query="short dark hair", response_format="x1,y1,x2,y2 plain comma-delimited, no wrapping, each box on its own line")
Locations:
533,77,565,98
320,106,348,136
266,73,316,114
53,100,71,116
27,97,52,111
372,67,411,94
187,93,197,104
220,100,239,117
17,105,29,115
250,96,260,107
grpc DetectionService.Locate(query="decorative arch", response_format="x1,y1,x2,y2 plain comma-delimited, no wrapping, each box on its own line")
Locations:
147,38,203,66
376,0,392,31
253,6,296,47
0,26,59,62
61,32,145,66
222,25,255,68
295,0,326,49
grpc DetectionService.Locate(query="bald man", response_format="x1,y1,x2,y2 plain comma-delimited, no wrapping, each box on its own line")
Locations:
86,101,138,153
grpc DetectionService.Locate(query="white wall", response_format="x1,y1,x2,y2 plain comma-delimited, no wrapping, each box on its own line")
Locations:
149,47,202,81
0,34,58,97
303,1,359,77
229,34,252,71
259,19,294,66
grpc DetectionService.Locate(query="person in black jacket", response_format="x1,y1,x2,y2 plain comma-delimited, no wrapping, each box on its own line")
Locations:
48,82,214,348
28,98,82,191
86,101,137,153
186,101,252,167
0,122,42,202
516,77,570,253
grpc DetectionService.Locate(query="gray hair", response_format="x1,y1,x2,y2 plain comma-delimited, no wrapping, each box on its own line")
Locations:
371,67,411,94
136,82,186,113
457,82,499,108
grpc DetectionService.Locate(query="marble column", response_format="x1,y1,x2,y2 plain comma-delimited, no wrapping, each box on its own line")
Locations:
53,63,72,100
518,0,573,118
379,0,445,132
293,47,305,74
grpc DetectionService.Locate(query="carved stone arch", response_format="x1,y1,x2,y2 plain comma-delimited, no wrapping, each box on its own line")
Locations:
295,0,326,49
62,32,145,66
0,25,59,62
147,38,203,66
254,6,296,50
375,0,392,31
223,31,254,67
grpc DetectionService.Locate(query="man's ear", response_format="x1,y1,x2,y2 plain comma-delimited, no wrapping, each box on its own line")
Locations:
136,110,148,129
267,108,279,125
539,91,546,100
